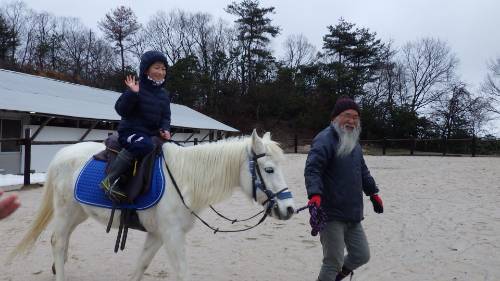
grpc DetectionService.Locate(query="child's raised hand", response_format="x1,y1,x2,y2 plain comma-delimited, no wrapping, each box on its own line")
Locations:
125,75,139,93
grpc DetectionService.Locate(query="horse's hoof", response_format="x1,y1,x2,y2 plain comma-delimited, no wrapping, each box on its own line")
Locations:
52,263,56,275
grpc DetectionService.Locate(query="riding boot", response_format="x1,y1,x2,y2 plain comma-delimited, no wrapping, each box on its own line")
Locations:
100,148,134,202
335,266,353,281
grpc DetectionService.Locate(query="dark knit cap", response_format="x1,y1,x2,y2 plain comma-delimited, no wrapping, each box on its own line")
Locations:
139,50,169,80
330,96,360,119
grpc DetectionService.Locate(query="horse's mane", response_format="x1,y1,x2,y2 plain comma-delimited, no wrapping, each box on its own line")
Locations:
162,136,284,209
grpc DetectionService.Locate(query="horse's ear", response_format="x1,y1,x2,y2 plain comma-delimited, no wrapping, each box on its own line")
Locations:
251,129,265,154
251,129,258,138
263,132,271,141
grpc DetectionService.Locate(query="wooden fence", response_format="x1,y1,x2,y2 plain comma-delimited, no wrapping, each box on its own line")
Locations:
2,130,500,186
278,135,500,156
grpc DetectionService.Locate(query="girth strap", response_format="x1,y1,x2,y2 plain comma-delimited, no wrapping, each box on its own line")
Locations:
113,208,131,253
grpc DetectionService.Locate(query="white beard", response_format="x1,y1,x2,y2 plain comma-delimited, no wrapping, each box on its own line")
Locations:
332,121,361,158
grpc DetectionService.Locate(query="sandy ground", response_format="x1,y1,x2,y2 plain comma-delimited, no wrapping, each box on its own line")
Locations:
1,155,499,281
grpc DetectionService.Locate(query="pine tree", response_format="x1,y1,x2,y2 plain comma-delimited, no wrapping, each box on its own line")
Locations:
322,18,385,98
225,0,280,95
0,14,18,64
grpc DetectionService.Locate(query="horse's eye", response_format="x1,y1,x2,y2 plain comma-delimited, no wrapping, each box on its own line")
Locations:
264,167,274,173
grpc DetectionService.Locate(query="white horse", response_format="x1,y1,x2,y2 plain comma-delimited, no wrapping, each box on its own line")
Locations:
8,130,295,281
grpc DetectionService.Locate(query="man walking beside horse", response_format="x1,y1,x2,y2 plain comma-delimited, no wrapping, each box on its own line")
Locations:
305,96,384,281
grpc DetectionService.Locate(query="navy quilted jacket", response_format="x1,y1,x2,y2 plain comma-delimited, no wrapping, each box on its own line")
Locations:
304,125,379,222
115,51,171,136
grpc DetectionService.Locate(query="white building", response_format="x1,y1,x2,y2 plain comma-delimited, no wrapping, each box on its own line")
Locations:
0,69,238,174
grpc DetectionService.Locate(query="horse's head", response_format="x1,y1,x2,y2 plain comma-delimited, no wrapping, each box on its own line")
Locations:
241,130,295,220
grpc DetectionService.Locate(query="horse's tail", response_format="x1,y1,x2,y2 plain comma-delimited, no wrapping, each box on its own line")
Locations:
7,165,56,262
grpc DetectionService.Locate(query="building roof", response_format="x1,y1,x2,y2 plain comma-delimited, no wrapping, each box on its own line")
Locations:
0,69,238,132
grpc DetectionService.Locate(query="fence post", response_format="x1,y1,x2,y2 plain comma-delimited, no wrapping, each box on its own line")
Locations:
442,136,447,156
382,138,387,155
294,134,298,153
194,138,198,146
410,135,415,155
23,128,31,186
471,135,476,157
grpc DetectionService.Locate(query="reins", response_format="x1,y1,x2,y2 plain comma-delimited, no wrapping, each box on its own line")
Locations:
161,148,272,233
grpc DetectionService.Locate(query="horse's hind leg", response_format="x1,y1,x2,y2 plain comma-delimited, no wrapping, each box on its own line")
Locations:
130,233,163,281
51,202,87,281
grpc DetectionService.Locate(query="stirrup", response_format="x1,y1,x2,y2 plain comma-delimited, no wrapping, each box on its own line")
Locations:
100,178,127,202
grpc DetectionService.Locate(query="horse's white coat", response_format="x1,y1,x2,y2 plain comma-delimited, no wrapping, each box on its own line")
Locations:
9,131,295,281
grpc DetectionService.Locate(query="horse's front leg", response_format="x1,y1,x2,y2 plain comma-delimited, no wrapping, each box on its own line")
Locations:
130,232,163,281
160,227,188,281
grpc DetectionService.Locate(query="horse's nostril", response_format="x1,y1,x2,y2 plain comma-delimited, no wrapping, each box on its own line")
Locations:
287,207,294,216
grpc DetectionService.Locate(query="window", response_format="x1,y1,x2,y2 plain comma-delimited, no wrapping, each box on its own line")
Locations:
1,119,22,152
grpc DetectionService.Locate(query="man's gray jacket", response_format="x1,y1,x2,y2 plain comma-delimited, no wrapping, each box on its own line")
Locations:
304,125,379,222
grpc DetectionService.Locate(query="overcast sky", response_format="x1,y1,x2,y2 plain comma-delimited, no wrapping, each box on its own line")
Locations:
14,0,499,87
9,0,500,134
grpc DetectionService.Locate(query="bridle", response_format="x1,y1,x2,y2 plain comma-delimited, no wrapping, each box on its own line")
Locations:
249,151,293,215
161,149,293,233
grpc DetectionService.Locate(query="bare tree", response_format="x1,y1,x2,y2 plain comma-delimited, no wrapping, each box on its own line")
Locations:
282,34,316,70
12,10,62,72
482,58,500,114
128,29,148,64
361,42,410,137
87,38,116,85
192,12,213,73
11,5,36,68
204,18,239,85
28,12,62,71
24,11,47,69
431,81,494,139
60,17,89,79
467,96,494,137
176,10,197,57
143,10,187,65
142,10,225,67
83,28,95,79
431,82,471,138
363,43,401,106
401,38,458,113
98,6,140,75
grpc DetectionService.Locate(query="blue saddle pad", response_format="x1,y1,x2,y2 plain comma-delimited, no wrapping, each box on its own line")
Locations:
74,156,166,210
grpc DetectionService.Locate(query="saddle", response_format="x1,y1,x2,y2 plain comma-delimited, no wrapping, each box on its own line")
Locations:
92,134,166,253
94,134,165,203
